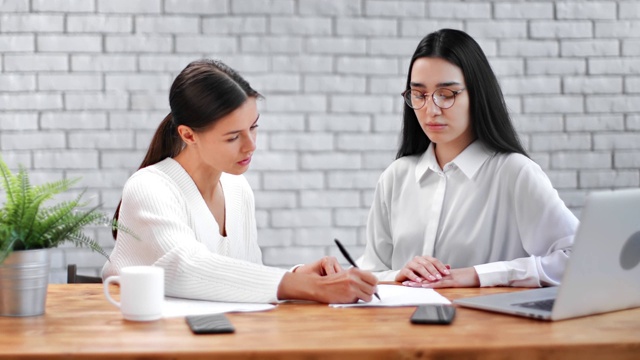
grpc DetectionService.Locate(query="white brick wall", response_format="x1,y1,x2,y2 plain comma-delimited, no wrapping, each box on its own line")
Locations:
494,3,553,19
0,112,38,130
67,15,133,33
41,112,108,130
429,2,491,19
34,0,94,13
38,35,102,52
557,2,617,20
0,74,36,91
365,0,425,18
97,0,161,14
1,0,638,283
0,14,64,32
561,39,619,57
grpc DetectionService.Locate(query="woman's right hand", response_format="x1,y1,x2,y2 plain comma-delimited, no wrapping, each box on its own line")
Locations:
394,256,451,283
314,267,378,303
277,267,378,304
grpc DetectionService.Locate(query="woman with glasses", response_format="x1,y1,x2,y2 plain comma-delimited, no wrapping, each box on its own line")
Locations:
358,29,578,289
103,59,378,303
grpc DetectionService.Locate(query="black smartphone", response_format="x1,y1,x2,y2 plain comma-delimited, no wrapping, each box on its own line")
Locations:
186,313,235,334
410,305,456,325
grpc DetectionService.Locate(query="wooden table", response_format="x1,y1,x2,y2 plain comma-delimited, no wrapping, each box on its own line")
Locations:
0,284,638,359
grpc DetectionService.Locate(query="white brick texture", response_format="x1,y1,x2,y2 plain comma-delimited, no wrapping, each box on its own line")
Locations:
253,191,297,209
271,209,332,228
39,74,103,91
1,131,65,150
530,21,593,39
67,15,132,33
231,0,294,15
0,0,29,12
0,74,35,91
0,34,34,52
299,0,361,16
106,35,172,53
38,35,102,53
0,14,64,32
136,16,199,34
365,0,425,18
33,0,94,12
0,112,38,130
97,0,161,14
579,170,639,188
72,55,136,72
0,0,637,277
494,3,553,19
428,2,491,19
300,190,360,208
270,17,332,36
557,2,617,20
561,40,619,57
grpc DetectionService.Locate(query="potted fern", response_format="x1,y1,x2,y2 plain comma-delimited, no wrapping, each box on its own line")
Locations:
0,158,118,317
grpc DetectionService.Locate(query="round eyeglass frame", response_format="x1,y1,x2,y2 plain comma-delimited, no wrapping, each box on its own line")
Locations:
401,88,466,110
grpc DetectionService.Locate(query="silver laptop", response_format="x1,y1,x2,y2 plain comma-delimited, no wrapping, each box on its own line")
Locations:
454,188,640,321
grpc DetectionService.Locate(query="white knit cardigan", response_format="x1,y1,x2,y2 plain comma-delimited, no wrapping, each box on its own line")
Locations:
102,158,287,303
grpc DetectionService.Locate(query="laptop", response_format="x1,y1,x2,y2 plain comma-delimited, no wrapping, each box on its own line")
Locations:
454,188,640,321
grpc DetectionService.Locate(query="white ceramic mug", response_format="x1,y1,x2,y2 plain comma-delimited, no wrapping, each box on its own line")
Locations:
103,266,164,321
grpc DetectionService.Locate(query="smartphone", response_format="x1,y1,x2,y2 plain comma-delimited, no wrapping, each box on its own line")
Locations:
410,304,456,325
186,313,235,334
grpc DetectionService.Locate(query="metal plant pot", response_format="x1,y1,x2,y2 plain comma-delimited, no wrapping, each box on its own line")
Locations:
0,249,50,317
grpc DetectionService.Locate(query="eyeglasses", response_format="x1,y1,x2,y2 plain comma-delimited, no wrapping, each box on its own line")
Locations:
401,88,466,110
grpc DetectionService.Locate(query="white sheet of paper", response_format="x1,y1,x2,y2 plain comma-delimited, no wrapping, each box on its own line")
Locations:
329,284,451,308
162,297,276,318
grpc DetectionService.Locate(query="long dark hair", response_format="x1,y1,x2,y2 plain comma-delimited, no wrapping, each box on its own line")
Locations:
396,29,527,159
112,59,260,239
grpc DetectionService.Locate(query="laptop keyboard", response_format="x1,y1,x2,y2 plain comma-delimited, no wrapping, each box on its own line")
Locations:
513,299,555,312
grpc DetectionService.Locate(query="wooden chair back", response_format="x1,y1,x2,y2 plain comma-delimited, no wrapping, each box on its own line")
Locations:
67,264,102,284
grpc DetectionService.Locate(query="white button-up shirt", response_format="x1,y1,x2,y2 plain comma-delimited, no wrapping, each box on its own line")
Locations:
358,141,579,287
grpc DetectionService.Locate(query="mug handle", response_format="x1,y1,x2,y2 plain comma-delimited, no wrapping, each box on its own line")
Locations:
103,275,121,309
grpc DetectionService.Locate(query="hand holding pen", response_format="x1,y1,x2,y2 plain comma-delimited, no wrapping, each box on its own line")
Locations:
334,239,381,301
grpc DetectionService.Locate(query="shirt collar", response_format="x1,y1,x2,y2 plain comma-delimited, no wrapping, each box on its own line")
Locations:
414,140,494,182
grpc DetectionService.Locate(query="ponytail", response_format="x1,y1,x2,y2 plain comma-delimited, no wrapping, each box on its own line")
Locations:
138,113,183,170
112,113,181,239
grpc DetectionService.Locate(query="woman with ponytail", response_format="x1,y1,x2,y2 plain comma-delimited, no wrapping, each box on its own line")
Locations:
103,60,377,304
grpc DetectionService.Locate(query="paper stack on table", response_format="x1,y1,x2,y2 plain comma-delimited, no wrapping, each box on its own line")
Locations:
329,284,451,308
162,297,276,318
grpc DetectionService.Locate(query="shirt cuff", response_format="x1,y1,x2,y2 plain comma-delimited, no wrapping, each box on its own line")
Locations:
289,264,304,273
474,262,509,287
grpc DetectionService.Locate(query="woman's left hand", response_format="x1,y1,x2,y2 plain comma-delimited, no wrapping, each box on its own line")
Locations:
402,267,480,288
294,256,343,276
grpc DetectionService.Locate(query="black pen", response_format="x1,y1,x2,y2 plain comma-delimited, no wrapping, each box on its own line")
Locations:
334,238,381,301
